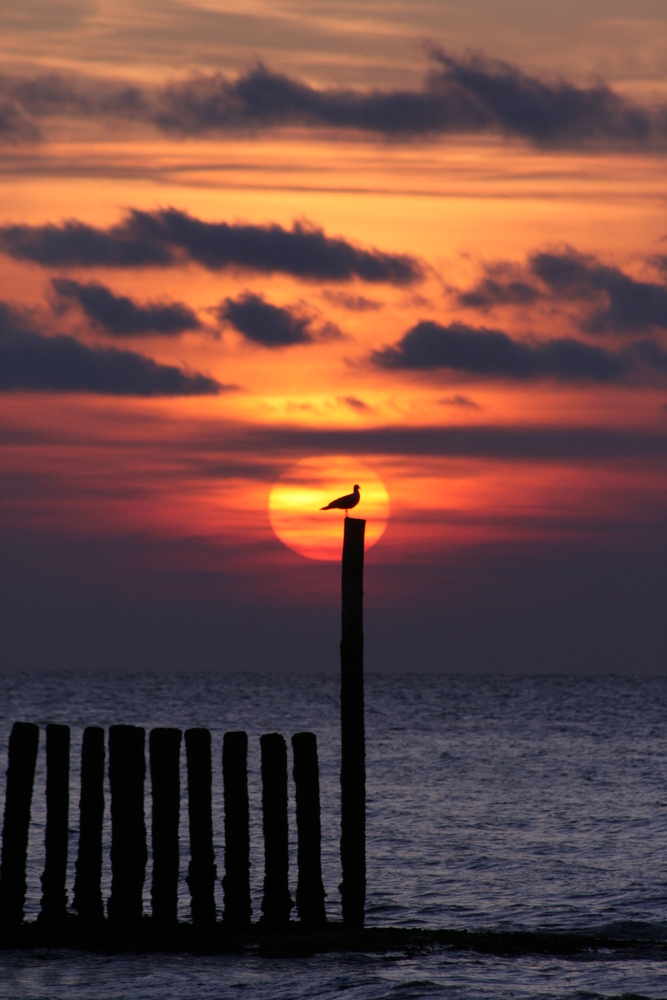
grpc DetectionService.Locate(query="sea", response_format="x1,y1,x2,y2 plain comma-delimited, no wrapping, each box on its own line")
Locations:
0,672,666,1000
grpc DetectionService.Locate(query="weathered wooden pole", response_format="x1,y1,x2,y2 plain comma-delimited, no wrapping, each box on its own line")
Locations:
185,727,217,926
73,726,105,923
340,515,366,927
149,727,181,927
107,725,147,925
39,723,70,923
259,733,292,927
0,722,39,927
222,731,251,928
291,731,326,925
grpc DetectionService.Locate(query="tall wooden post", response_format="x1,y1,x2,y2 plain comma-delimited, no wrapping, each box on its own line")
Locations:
222,731,251,928
292,731,326,926
73,726,105,923
39,723,70,923
340,516,366,927
149,728,181,928
259,733,292,927
185,727,217,927
0,722,39,928
108,725,147,925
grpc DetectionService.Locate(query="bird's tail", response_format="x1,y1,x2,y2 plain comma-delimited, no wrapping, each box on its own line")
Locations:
320,503,332,510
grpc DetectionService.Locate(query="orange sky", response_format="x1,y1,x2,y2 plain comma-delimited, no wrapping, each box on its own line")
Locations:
0,2,665,672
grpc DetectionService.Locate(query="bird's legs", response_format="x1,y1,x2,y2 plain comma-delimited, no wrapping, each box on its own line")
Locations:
345,510,348,518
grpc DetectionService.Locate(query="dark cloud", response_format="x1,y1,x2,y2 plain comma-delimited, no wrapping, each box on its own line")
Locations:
370,320,638,382
2,52,666,150
131,209,419,283
152,62,482,136
429,51,662,149
0,208,420,284
530,249,667,334
0,217,172,267
459,248,667,335
338,396,371,411
52,278,201,336
458,268,540,309
7,72,147,120
0,72,148,144
0,303,223,395
128,56,667,150
0,100,40,142
218,293,314,347
321,290,382,312
627,337,667,375
438,394,481,410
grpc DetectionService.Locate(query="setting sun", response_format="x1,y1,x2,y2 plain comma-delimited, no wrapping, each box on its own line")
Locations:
268,456,390,560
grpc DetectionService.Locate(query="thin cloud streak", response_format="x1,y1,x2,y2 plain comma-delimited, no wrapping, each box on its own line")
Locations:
338,396,371,412
8,413,663,465
0,99,41,142
438,394,481,410
197,422,667,463
2,51,667,150
321,291,382,312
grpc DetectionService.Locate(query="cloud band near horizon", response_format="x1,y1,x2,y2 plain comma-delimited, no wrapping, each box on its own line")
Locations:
198,422,667,464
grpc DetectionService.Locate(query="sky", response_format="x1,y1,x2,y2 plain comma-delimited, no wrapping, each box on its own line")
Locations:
0,0,665,673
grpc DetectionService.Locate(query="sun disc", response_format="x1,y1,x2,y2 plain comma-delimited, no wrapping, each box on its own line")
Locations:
269,456,389,561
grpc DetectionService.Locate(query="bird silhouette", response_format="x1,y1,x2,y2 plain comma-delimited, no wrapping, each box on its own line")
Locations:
320,484,360,516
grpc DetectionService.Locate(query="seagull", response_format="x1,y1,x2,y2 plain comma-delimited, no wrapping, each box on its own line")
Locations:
320,484,360,516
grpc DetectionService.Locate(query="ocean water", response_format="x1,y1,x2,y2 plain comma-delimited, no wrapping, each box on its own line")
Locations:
0,672,666,999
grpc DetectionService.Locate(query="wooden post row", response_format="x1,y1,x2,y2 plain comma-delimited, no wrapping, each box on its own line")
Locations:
0,723,327,928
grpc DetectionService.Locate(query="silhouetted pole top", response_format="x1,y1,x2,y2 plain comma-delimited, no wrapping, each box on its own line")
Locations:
320,485,360,516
